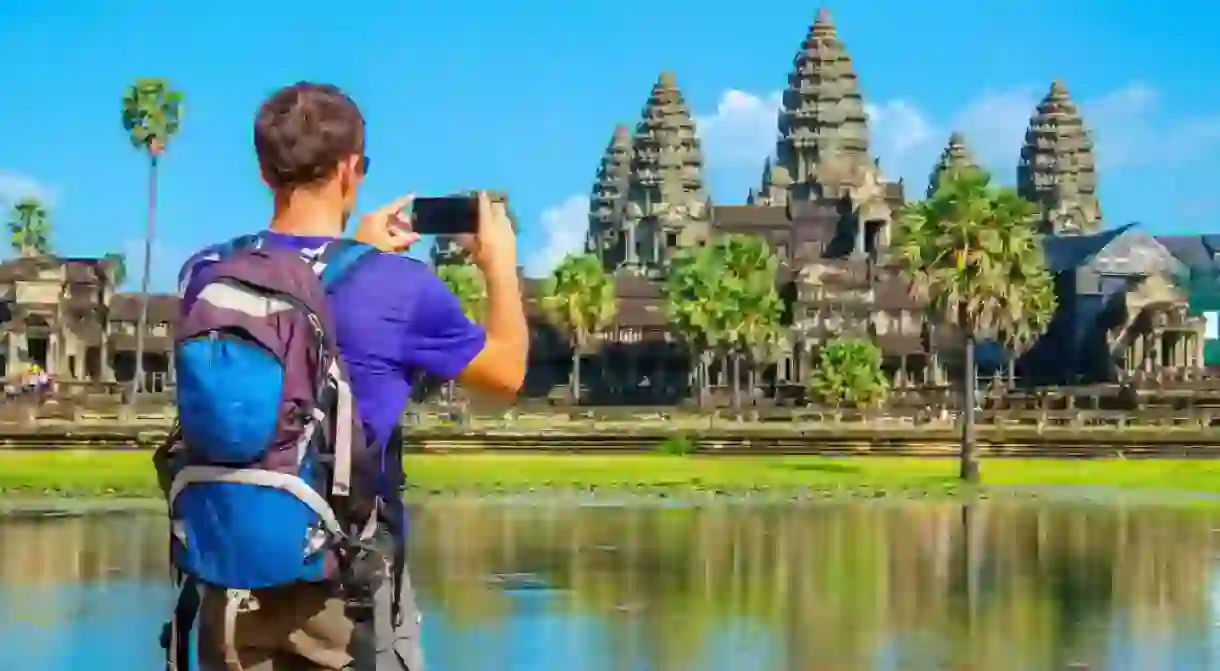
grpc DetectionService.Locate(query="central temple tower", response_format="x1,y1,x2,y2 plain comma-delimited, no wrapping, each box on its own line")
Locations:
752,9,896,259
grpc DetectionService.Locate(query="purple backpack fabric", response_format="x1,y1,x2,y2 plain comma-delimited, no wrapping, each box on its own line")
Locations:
164,235,382,587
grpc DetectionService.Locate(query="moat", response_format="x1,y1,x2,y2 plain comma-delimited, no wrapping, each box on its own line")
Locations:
3,500,1220,670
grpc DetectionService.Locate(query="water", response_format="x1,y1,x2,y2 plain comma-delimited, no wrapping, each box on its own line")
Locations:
2,499,1220,670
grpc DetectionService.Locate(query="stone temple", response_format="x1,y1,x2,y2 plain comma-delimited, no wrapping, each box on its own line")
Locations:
1,8,1215,405
523,8,1217,402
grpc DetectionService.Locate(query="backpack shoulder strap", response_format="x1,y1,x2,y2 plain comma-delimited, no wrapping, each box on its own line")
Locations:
315,239,379,292
177,234,264,294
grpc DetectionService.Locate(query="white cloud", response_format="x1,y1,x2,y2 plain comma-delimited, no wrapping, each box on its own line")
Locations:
695,90,782,168
0,171,55,208
524,194,588,277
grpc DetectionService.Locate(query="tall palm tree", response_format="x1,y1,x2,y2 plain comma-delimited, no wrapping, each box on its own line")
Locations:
436,262,487,402
893,168,1055,482
121,78,183,402
6,197,51,257
540,253,616,404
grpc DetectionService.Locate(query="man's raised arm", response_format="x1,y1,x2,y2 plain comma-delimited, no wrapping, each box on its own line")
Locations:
456,193,528,398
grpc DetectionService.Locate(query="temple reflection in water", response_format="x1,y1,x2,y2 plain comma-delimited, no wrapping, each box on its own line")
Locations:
2,502,1220,670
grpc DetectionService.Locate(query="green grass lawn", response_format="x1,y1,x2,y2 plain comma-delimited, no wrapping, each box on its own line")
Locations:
2,451,1220,499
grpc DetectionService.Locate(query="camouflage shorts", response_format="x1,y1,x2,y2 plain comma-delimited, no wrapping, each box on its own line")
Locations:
196,571,425,671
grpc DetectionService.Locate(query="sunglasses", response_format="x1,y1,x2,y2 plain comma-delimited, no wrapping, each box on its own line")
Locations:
359,155,371,175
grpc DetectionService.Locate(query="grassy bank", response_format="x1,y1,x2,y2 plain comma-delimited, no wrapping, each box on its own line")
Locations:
2,451,1220,499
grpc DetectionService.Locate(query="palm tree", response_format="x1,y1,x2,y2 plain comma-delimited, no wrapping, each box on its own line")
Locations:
121,77,183,402
664,245,733,409
436,262,487,402
7,197,51,257
893,168,1055,482
103,252,127,288
719,235,784,414
540,253,616,404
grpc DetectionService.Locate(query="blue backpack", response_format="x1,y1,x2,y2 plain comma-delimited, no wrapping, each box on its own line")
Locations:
157,234,384,670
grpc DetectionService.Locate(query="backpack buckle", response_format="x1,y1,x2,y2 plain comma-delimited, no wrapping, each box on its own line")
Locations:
226,588,261,614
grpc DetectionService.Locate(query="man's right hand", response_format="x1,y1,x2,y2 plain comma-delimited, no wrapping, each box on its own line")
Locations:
460,191,517,274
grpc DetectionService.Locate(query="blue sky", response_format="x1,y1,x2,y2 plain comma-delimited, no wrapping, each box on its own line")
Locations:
2,0,1219,291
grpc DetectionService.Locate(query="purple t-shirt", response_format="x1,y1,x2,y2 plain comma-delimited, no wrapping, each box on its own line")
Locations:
179,232,486,490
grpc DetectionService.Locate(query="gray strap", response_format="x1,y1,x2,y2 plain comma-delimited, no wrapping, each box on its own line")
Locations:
330,359,354,499
168,466,344,538
196,283,295,317
295,407,326,465
222,589,260,671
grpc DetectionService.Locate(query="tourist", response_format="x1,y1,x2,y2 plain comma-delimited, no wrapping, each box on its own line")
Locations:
166,82,527,670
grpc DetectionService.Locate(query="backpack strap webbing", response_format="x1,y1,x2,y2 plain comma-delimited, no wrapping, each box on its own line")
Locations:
315,239,379,292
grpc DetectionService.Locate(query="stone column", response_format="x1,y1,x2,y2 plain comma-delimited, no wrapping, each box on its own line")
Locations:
624,220,638,268
47,334,57,375
5,335,15,377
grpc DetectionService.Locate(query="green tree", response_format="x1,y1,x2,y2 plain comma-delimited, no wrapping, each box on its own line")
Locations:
808,337,888,410
122,77,183,401
893,168,1055,482
664,246,732,409
103,252,127,288
540,253,617,404
436,262,487,402
7,197,51,257
720,235,784,414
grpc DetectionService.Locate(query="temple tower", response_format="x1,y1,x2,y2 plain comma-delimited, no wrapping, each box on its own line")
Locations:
1017,80,1102,235
621,71,710,275
927,131,981,196
760,8,873,206
587,125,633,268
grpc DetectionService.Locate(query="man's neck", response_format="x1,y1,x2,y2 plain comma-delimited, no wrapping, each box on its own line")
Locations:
268,190,346,238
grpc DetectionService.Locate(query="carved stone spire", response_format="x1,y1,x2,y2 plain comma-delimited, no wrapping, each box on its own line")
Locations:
587,125,633,264
1017,80,1101,235
927,131,980,196
772,8,872,202
623,72,710,273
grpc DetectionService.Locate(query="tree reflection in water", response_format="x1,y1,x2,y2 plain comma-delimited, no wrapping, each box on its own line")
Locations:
0,501,1218,670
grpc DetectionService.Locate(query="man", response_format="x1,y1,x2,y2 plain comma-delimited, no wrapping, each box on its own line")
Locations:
179,82,527,670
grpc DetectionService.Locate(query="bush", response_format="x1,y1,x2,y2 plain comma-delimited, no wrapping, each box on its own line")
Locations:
808,338,888,408
657,434,696,456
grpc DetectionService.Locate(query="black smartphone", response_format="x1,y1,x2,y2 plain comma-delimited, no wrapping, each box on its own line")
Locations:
407,196,479,235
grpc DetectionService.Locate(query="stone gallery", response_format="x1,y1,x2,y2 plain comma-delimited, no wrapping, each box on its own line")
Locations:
2,9,1216,404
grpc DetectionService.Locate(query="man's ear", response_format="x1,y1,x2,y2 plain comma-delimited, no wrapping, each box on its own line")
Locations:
337,154,362,194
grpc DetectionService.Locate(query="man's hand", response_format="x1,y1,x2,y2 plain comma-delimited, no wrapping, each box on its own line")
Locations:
458,191,517,274
355,195,419,253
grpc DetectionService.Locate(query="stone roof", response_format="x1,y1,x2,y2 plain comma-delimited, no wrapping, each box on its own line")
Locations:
109,293,180,323
1158,235,1220,272
0,256,115,284
712,205,790,228
109,333,173,352
1040,224,1134,273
